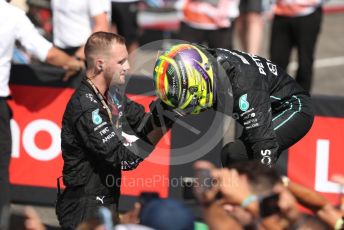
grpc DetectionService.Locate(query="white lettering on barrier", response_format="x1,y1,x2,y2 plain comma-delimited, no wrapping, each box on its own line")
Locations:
315,139,341,194
10,120,20,158
11,119,61,161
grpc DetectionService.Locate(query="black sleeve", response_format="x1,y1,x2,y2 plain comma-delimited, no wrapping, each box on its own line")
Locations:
123,96,147,131
122,96,156,145
236,88,279,167
75,106,151,169
238,87,278,166
123,96,175,144
218,49,280,167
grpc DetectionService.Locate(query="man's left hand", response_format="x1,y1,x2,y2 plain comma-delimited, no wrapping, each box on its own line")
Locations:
62,58,85,81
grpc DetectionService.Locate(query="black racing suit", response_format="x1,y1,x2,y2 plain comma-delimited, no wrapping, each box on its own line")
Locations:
208,48,314,167
56,78,156,229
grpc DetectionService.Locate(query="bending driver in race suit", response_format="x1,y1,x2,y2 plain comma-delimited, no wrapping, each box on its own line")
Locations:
152,43,314,167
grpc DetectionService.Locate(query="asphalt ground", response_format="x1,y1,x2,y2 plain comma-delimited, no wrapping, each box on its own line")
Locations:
9,10,344,229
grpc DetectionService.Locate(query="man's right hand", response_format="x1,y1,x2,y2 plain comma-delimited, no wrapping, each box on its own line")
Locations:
45,47,85,81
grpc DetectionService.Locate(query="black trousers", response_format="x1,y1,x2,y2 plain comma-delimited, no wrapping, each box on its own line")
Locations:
270,7,323,92
56,186,119,229
0,99,12,219
111,1,139,45
179,22,236,50
221,94,314,166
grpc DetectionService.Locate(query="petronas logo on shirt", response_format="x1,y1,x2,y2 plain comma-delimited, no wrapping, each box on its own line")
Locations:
92,109,102,125
239,94,249,112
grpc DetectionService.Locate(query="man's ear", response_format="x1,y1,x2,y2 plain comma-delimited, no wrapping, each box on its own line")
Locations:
95,59,105,72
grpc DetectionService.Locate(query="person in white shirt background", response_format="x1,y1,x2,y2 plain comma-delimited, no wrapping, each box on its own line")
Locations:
0,0,84,225
51,0,111,61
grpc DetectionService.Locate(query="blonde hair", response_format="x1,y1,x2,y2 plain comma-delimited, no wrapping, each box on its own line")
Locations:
84,32,125,69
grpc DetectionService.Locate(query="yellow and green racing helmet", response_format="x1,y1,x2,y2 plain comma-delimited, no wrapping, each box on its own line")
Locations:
153,44,216,115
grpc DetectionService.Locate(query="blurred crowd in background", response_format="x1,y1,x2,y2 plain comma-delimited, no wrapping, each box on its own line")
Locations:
9,160,344,230
10,0,326,92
